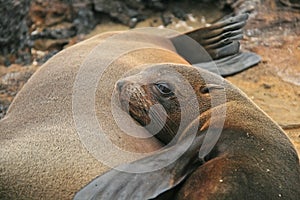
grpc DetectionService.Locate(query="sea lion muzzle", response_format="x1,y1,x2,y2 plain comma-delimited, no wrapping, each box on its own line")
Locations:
117,79,153,127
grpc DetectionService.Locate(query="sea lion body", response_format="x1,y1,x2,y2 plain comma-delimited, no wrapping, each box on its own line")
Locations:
75,65,300,199
0,14,262,199
0,31,190,199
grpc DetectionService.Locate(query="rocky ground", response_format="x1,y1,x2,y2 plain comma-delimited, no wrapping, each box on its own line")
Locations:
0,0,299,155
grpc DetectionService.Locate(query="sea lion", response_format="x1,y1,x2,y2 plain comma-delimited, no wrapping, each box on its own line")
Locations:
0,14,259,199
75,64,300,200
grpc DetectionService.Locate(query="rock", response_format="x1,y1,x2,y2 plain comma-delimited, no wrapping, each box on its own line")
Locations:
33,38,69,51
73,8,98,34
172,6,187,21
31,23,77,40
0,99,10,119
161,12,173,26
29,0,73,27
0,0,32,66
223,0,261,15
93,0,145,27
144,0,166,11
36,50,60,64
71,0,93,9
262,83,272,89
280,0,300,9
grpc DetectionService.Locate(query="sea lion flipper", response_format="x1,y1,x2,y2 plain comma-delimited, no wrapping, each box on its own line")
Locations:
170,14,249,63
193,52,261,76
183,13,249,40
169,14,261,75
200,29,243,47
195,15,247,60
74,135,201,200
74,166,181,200
206,41,240,60
184,14,261,75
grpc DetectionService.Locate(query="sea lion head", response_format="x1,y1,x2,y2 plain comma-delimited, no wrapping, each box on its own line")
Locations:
115,63,229,144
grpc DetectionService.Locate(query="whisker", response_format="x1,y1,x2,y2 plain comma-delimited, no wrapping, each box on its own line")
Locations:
149,107,177,143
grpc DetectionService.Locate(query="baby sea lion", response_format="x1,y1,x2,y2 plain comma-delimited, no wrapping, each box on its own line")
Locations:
75,64,300,200
1,14,259,199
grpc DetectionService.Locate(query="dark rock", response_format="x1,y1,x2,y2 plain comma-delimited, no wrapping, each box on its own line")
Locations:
124,0,146,10
92,0,167,27
0,0,32,66
93,0,145,27
71,0,93,9
0,100,10,119
31,23,77,40
15,50,32,65
223,0,260,14
36,50,59,64
128,17,139,28
143,0,166,11
73,8,98,34
280,0,300,9
33,38,69,51
161,12,173,26
29,0,96,54
29,0,73,27
262,83,272,89
172,6,187,21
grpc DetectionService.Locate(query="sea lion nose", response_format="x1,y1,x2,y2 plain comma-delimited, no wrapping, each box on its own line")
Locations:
116,80,126,91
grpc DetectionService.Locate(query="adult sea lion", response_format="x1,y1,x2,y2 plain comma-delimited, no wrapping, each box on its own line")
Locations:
75,64,300,200
0,14,259,199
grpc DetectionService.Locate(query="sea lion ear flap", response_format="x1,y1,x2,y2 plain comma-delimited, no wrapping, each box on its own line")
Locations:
200,84,224,94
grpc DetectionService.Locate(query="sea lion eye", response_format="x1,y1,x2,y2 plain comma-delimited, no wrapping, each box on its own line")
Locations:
200,86,210,94
154,82,173,96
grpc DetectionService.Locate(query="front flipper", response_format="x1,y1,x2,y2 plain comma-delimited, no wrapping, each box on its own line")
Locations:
193,52,261,76
74,135,204,200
